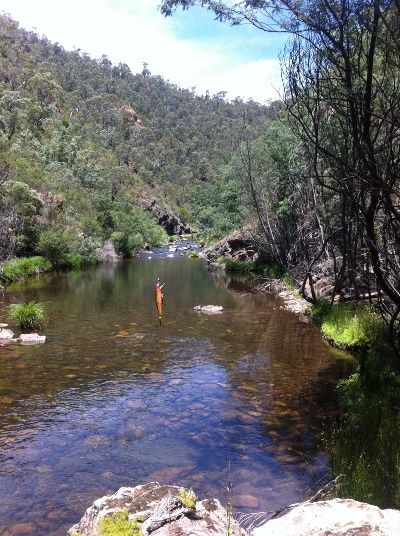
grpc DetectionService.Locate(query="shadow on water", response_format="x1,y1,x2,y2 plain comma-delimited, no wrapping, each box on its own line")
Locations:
0,258,355,535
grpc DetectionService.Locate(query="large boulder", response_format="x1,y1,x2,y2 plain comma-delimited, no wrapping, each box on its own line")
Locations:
253,499,400,536
100,242,120,263
205,228,259,265
68,482,244,536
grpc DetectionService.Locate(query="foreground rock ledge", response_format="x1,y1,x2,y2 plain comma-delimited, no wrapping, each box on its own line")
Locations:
69,485,400,536
254,498,400,536
68,482,243,536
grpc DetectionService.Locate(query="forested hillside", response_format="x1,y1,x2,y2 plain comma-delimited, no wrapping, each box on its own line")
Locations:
162,0,400,344
0,14,272,264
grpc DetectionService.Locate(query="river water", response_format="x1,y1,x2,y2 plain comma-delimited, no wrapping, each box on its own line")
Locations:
0,252,354,535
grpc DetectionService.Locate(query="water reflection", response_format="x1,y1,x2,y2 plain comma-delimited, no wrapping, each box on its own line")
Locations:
0,258,355,535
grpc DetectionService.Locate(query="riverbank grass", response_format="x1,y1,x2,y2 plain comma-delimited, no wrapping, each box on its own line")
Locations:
2,256,52,282
218,258,255,274
8,301,46,330
309,302,386,349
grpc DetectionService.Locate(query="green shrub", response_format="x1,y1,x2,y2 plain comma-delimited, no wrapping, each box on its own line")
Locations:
308,300,333,324
37,228,74,266
282,274,297,291
111,231,143,258
262,264,282,278
2,256,52,281
65,252,83,268
8,301,46,330
98,511,142,536
75,236,101,264
329,353,400,508
321,304,386,349
219,257,255,274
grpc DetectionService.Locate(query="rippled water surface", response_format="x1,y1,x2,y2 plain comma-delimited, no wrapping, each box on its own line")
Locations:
0,255,354,535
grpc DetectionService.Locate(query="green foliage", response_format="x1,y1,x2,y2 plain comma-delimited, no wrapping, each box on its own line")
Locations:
330,348,400,508
65,253,83,268
308,300,333,324
178,203,191,223
281,274,297,291
262,264,282,279
98,511,142,536
8,301,46,330
0,14,270,264
36,228,74,266
111,231,143,258
2,256,52,281
309,301,386,349
178,488,197,509
0,179,43,258
321,304,386,349
74,236,101,265
219,257,255,274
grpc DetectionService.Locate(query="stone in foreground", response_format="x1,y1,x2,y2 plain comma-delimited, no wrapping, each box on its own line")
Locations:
253,498,400,536
68,482,244,536
194,305,223,314
19,333,46,345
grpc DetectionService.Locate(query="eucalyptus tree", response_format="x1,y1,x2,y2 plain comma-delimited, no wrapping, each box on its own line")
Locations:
161,0,400,342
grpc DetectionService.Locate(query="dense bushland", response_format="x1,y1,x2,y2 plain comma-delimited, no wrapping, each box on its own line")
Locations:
0,14,272,269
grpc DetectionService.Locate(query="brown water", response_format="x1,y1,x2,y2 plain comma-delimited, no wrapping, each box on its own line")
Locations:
0,255,354,535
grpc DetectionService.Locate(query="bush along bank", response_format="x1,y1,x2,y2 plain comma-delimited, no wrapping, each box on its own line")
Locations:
307,299,400,509
213,241,400,509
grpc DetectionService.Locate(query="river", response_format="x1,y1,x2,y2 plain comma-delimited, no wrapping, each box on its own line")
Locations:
0,250,354,535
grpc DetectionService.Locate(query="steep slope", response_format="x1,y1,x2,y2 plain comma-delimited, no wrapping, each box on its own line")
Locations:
0,15,273,262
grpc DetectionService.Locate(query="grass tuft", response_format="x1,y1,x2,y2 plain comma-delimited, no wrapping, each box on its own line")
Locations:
8,301,46,330
178,487,197,509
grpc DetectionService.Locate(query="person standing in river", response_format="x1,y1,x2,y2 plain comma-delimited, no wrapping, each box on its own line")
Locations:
155,278,165,325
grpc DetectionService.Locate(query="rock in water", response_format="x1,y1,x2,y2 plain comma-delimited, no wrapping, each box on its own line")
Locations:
194,305,223,314
68,482,244,536
253,499,400,536
19,333,46,345
100,242,119,263
0,328,15,341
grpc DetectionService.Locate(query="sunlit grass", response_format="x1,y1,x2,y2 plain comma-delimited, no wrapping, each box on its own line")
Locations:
309,301,386,349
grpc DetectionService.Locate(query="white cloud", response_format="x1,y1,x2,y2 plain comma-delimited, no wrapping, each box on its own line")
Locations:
1,0,282,102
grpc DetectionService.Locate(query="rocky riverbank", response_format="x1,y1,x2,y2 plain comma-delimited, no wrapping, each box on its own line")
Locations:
69,482,400,536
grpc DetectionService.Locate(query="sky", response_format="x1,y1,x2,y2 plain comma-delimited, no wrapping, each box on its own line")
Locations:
0,0,287,103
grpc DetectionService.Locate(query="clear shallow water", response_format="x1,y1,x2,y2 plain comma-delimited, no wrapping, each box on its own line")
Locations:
0,256,354,535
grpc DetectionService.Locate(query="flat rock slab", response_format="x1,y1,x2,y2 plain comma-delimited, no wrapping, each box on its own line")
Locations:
68,482,244,536
19,333,46,345
253,499,400,536
194,305,223,314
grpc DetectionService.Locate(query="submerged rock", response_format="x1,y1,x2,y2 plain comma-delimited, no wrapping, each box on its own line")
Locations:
194,305,223,314
253,499,400,536
68,482,243,536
